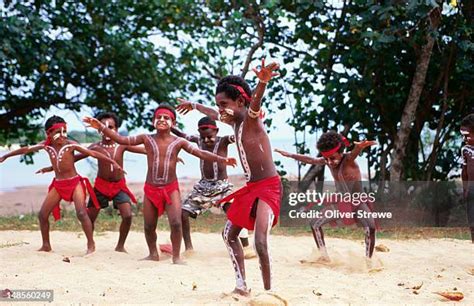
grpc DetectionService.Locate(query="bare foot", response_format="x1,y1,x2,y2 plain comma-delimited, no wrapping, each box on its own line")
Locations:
86,242,95,255
37,245,52,252
115,246,128,253
232,287,250,297
140,254,160,261
172,257,186,265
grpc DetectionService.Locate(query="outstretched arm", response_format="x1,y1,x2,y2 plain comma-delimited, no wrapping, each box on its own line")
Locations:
125,145,146,155
274,148,326,165
36,152,88,174
171,126,199,143
83,116,144,146
73,144,124,173
180,140,236,167
347,140,377,162
0,143,44,163
248,59,280,119
176,98,219,121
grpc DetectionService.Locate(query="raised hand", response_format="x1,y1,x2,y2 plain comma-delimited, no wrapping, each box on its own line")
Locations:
274,148,292,158
252,58,280,83
83,116,103,130
35,166,53,174
176,98,195,115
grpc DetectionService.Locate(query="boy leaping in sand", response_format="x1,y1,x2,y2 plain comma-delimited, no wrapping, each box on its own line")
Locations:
83,104,237,263
460,113,474,242
170,113,255,258
179,59,282,294
275,132,377,264
0,116,123,254
37,112,146,253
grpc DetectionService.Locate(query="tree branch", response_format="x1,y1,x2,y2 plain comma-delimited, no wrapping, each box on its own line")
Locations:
239,1,265,78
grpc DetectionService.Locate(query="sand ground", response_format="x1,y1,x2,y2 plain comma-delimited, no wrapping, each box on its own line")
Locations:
0,231,473,305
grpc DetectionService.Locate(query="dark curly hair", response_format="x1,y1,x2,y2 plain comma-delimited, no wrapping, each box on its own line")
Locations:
216,75,252,106
44,115,66,131
461,113,474,131
96,112,121,128
154,103,177,120
198,116,217,129
317,131,345,153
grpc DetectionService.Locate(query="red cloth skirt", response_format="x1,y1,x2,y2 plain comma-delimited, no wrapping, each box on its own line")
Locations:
219,175,282,230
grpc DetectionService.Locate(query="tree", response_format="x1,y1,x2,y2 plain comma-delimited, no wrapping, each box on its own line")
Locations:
2,0,472,183
1,1,201,144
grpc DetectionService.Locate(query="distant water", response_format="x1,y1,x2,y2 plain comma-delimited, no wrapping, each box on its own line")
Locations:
0,138,369,191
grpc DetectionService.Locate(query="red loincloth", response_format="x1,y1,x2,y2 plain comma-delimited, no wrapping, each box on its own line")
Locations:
218,175,282,230
48,175,99,221
143,180,180,217
94,177,137,204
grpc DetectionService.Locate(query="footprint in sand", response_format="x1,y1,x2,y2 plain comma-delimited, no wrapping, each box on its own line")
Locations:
249,293,288,306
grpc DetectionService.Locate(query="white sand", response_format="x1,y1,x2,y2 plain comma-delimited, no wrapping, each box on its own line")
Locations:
0,231,473,304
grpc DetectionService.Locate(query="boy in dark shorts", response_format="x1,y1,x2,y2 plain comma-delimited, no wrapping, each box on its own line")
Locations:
83,104,237,263
38,112,144,252
171,114,254,257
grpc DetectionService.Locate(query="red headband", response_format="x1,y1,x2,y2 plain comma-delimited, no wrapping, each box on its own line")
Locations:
45,123,67,145
46,123,67,134
198,124,218,130
320,136,350,158
230,85,251,104
154,108,176,121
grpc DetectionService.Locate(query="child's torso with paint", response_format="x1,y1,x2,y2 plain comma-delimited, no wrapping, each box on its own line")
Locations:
143,133,181,186
234,119,277,182
44,141,80,180
199,136,229,181
329,154,363,193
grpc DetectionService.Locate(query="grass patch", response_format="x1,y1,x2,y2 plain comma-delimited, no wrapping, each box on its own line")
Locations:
0,207,471,240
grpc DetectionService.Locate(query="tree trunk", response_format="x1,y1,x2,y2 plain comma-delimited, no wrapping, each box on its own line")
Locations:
389,8,441,182
425,69,450,180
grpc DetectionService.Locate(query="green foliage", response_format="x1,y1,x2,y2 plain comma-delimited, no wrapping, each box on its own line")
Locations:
1,0,472,180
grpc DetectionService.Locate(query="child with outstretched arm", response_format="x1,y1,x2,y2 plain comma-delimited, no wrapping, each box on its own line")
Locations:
171,115,256,258
276,132,377,265
0,116,123,254
189,59,281,295
83,104,237,263
37,112,146,253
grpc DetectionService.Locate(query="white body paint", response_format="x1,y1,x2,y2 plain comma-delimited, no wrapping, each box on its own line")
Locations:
461,145,474,166
44,144,75,173
198,137,221,180
236,123,251,181
145,135,180,184
223,220,247,290
100,142,118,171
